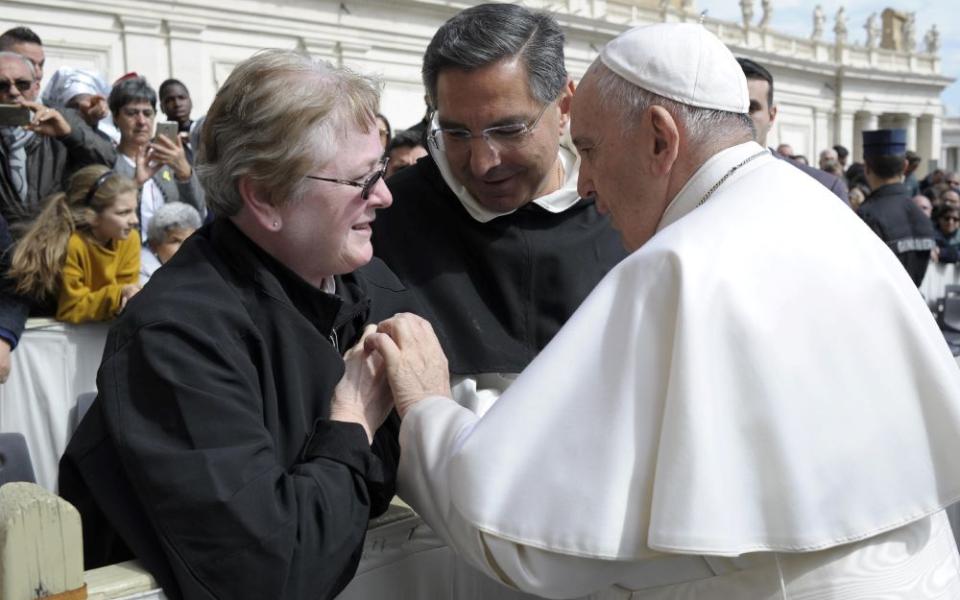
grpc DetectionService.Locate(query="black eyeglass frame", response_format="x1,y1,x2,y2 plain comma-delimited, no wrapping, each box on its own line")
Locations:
305,156,390,200
0,79,34,94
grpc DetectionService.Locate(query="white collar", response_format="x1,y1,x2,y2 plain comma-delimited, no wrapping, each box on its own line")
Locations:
657,140,767,233
427,113,582,223
321,277,335,295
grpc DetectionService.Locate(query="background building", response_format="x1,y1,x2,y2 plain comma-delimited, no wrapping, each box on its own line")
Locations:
2,0,954,175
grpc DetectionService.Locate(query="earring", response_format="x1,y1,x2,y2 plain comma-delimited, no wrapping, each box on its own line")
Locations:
273,220,280,230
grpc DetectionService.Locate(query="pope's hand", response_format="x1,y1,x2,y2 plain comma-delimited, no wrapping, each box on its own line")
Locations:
364,313,451,418
330,324,392,443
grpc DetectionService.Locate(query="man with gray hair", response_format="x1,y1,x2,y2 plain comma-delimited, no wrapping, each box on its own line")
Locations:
1,51,112,228
373,2,624,417
365,23,960,597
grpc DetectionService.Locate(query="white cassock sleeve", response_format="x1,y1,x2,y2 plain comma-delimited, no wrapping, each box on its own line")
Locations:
398,396,719,599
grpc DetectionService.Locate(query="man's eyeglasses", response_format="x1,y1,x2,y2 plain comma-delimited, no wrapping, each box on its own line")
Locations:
941,216,960,223
428,102,551,153
305,156,389,200
0,79,34,94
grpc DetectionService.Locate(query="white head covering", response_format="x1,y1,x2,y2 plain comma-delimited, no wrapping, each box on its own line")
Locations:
600,23,749,114
41,67,110,109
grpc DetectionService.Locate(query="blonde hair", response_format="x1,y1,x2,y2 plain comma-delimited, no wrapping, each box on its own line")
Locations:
197,49,381,217
9,165,137,299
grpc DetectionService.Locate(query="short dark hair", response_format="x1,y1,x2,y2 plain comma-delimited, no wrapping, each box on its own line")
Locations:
905,150,921,167
0,27,42,50
736,57,773,107
109,76,157,115
934,204,958,221
159,78,189,101
422,3,566,108
833,144,849,160
387,129,425,153
865,154,906,179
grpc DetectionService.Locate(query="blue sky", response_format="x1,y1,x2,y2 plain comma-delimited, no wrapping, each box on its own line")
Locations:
697,0,959,115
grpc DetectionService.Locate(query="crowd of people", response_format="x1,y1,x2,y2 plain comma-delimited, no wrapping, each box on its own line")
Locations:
0,24,432,383
4,5,960,600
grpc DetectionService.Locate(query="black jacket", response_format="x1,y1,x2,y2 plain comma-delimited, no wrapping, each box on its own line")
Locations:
375,155,626,375
60,219,417,600
771,149,848,203
858,182,936,286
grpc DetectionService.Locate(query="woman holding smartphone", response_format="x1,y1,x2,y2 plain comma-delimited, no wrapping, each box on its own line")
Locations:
107,76,205,242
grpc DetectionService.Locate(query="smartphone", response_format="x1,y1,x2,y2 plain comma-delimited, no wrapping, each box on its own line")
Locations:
0,104,31,127
155,121,179,142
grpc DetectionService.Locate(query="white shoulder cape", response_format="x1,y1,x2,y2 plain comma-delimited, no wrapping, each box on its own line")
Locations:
447,141,960,560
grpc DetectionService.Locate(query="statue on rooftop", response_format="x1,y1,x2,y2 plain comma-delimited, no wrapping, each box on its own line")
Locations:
812,5,825,41
924,24,940,55
865,12,879,48
834,6,847,43
740,0,754,28
903,12,916,53
759,0,771,29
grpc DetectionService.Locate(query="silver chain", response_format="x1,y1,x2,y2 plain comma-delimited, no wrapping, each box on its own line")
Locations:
696,149,768,207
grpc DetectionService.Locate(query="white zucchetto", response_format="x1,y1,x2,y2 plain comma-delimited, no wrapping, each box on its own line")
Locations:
600,23,749,114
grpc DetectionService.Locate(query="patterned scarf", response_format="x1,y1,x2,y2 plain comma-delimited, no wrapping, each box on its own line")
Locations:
0,126,35,204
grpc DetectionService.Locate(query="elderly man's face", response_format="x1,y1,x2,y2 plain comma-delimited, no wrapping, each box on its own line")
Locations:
745,78,776,147
942,190,960,209
433,57,571,213
0,55,36,103
912,194,933,218
819,149,838,170
571,71,671,252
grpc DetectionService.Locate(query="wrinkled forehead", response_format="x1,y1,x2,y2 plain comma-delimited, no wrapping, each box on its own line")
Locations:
0,55,33,80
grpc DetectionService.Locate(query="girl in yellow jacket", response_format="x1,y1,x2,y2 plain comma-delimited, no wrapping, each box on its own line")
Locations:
10,165,141,323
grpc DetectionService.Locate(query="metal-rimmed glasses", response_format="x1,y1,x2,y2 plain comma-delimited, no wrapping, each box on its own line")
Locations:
305,156,390,200
428,102,551,153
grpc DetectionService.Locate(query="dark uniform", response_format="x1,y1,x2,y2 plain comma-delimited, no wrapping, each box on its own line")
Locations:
858,182,935,286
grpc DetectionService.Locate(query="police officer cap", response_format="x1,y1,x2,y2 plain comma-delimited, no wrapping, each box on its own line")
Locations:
862,129,907,158
600,22,749,114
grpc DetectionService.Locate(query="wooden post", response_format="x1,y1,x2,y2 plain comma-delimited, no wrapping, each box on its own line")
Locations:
0,482,86,599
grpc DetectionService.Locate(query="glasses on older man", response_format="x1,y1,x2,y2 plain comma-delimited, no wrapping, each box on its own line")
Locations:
428,102,551,153
0,78,34,94
305,156,390,200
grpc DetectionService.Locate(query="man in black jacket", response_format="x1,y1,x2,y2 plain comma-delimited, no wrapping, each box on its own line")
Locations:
374,3,626,416
857,128,935,286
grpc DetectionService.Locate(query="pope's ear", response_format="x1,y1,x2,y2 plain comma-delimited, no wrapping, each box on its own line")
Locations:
238,175,281,231
647,105,680,176
557,77,575,130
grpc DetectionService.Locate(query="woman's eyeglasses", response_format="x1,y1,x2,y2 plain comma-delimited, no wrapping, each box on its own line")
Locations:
305,156,390,200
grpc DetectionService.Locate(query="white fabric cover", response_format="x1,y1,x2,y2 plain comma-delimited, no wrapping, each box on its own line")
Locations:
411,141,960,561
600,23,749,114
0,321,109,491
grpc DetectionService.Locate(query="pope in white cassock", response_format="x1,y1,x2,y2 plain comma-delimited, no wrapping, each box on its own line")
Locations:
365,22,960,599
